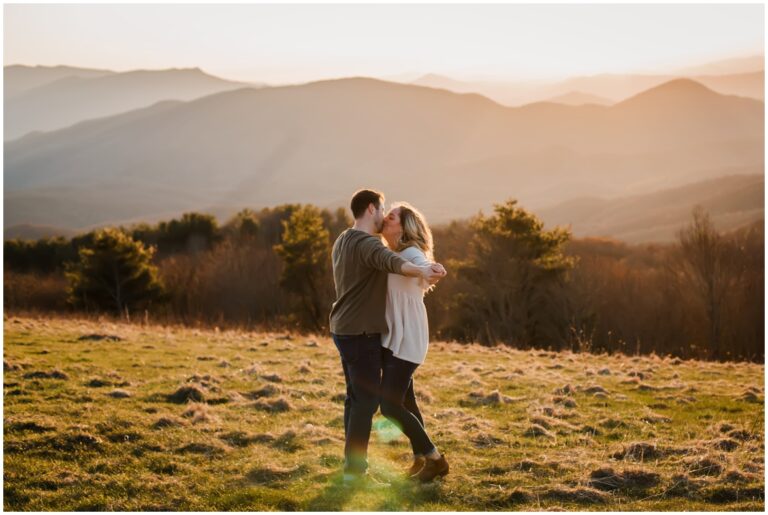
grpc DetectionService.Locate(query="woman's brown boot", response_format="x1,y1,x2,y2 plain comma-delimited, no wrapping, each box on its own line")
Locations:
415,455,449,482
405,456,426,477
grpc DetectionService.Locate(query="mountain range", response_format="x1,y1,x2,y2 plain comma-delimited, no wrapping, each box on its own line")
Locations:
4,70,763,242
412,70,764,108
410,56,764,107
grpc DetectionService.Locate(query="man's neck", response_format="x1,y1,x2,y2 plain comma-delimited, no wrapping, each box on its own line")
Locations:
352,219,376,235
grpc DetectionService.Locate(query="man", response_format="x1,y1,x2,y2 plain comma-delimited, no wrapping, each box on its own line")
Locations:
329,189,446,485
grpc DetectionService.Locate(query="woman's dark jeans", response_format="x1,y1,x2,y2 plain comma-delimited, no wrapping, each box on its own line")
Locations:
332,333,382,475
380,347,435,456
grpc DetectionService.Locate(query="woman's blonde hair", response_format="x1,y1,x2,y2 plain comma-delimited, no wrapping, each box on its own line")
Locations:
392,201,434,261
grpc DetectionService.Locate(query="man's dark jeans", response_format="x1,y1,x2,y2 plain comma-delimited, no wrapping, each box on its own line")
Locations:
380,347,436,456
332,332,383,475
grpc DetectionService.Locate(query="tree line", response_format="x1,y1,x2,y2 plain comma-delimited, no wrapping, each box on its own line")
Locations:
4,201,763,362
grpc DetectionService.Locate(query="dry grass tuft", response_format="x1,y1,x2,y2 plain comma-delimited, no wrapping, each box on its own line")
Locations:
4,359,24,371
552,396,577,408
665,473,709,497
85,378,112,387
242,363,262,375
553,384,575,396
167,385,206,403
6,419,56,433
23,369,68,380
710,438,740,452
246,464,308,484
703,485,765,503
738,390,762,403
727,429,753,441
175,441,229,456
542,486,609,504
78,333,123,342
722,469,755,483
524,424,555,439
272,430,303,452
218,430,275,447
182,403,219,424
244,384,281,399
640,412,671,424
589,466,660,491
464,390,519,406
684,455,725,477
637,383,660,391
252,397,292,413
50,431,103,451
107,389,131,398
152,416,187,429
612,441,663,461
471,432,506,447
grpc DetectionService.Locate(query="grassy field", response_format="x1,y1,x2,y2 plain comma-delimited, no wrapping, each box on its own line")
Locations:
3,314,765,511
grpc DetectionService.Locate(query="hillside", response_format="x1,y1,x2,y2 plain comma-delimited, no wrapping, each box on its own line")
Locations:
4,77,763,232
3,315,764,511
4,67,250,140
537,174,764,243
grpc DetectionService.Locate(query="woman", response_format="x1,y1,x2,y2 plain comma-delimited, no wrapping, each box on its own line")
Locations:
380,201,449,483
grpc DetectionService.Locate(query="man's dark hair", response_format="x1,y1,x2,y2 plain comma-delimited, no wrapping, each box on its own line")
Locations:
350,189,384,219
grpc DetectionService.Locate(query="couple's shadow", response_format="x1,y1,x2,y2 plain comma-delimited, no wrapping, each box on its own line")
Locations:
306,471,444,511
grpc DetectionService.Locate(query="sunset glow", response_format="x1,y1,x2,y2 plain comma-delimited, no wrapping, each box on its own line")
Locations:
4,3,764,84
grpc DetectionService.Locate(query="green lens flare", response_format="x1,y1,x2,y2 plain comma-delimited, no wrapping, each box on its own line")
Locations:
373,416,403,443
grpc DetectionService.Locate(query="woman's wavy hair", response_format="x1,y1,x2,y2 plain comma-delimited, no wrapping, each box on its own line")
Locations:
391,201,434,262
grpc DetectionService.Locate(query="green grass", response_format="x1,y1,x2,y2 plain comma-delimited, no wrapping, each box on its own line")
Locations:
3,314,765,511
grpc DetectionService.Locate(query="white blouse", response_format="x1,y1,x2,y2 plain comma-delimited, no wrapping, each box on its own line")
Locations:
381,246,431,365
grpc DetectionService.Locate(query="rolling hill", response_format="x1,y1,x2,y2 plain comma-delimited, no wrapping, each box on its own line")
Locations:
4,67,252,140
537,174,764,243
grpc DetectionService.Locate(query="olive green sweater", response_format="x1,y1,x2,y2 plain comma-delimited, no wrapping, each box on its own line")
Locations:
329,229,408,335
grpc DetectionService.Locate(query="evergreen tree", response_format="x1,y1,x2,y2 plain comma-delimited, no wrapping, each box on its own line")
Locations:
65,228,165,316
450,199,575,347
273,205,333,332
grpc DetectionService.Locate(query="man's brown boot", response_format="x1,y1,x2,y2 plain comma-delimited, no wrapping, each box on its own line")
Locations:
415,455,449,482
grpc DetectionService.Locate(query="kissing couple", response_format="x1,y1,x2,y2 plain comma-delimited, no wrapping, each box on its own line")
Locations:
329,188,449,487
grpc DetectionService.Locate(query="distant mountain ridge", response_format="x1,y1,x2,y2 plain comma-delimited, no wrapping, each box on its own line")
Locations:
411,55,764,106
4,66,253,140
4,64,115,97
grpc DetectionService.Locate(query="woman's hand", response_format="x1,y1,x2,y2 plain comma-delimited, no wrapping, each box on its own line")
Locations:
423,263,447,285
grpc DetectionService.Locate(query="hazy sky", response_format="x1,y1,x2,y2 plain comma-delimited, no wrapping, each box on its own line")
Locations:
4,3,764,83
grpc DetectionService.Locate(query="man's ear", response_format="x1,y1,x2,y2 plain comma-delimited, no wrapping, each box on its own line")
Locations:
368,203,375,215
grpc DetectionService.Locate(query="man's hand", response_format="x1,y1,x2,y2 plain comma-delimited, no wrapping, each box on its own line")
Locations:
420,262,447,285
431,263,446,275
400,261,447,284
